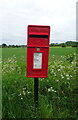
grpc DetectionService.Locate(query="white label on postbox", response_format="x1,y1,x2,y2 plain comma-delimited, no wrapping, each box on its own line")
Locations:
33,53,42,69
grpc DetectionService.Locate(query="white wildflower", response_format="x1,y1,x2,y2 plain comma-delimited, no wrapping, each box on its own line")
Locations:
18,93,22,96
50,87,53,89
52,89,54,92
58,69,61,71
23,88,26,90
61,74,64,79
67,77,70,80
48,88,51,92
21,97,23,100
54,73,56,76
70,75,72,78
27,90,31,94
55,80,59,82
23,91,26,96
66,74,69,77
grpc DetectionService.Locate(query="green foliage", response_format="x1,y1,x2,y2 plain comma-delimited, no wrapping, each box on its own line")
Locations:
50,41,78,47
2,43,7,48
2,47,78,119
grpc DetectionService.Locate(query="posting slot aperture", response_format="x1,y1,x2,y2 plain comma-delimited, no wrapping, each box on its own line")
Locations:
29,35,48,38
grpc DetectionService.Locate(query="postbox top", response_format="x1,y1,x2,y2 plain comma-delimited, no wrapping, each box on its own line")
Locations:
27,25,50,47
28,25,50,33
28,25,50,28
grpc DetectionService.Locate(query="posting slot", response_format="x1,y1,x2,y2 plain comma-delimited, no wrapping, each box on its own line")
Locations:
29,35,48,38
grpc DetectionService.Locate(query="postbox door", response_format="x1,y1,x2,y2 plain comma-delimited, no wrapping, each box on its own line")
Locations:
26,47,49,78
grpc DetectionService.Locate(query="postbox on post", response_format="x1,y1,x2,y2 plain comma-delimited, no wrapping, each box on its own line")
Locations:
26,25,50,78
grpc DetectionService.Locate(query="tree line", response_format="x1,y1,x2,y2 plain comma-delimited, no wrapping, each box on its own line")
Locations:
1,41,78,48
51,41,78,47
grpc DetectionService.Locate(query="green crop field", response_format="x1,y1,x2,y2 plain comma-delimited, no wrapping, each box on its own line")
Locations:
1,47,78,119
2,47,76,60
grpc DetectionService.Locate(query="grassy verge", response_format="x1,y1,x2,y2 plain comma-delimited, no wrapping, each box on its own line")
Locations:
2,47,78,118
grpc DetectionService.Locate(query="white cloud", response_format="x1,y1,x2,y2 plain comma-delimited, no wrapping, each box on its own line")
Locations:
0,0,76,45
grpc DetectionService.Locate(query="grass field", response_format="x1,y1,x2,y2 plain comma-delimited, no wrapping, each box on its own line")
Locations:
2,47,76,59
2,47,78,119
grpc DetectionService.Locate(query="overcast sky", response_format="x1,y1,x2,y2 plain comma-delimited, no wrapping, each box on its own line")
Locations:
0,0,77,45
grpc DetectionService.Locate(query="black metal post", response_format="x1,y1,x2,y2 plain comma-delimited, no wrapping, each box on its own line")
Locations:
34,77,38,112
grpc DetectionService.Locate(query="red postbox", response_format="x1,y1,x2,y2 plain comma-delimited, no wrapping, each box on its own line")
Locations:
26,25,50,78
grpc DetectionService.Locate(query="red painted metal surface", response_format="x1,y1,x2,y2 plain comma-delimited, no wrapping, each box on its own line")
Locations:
26,25,50,78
